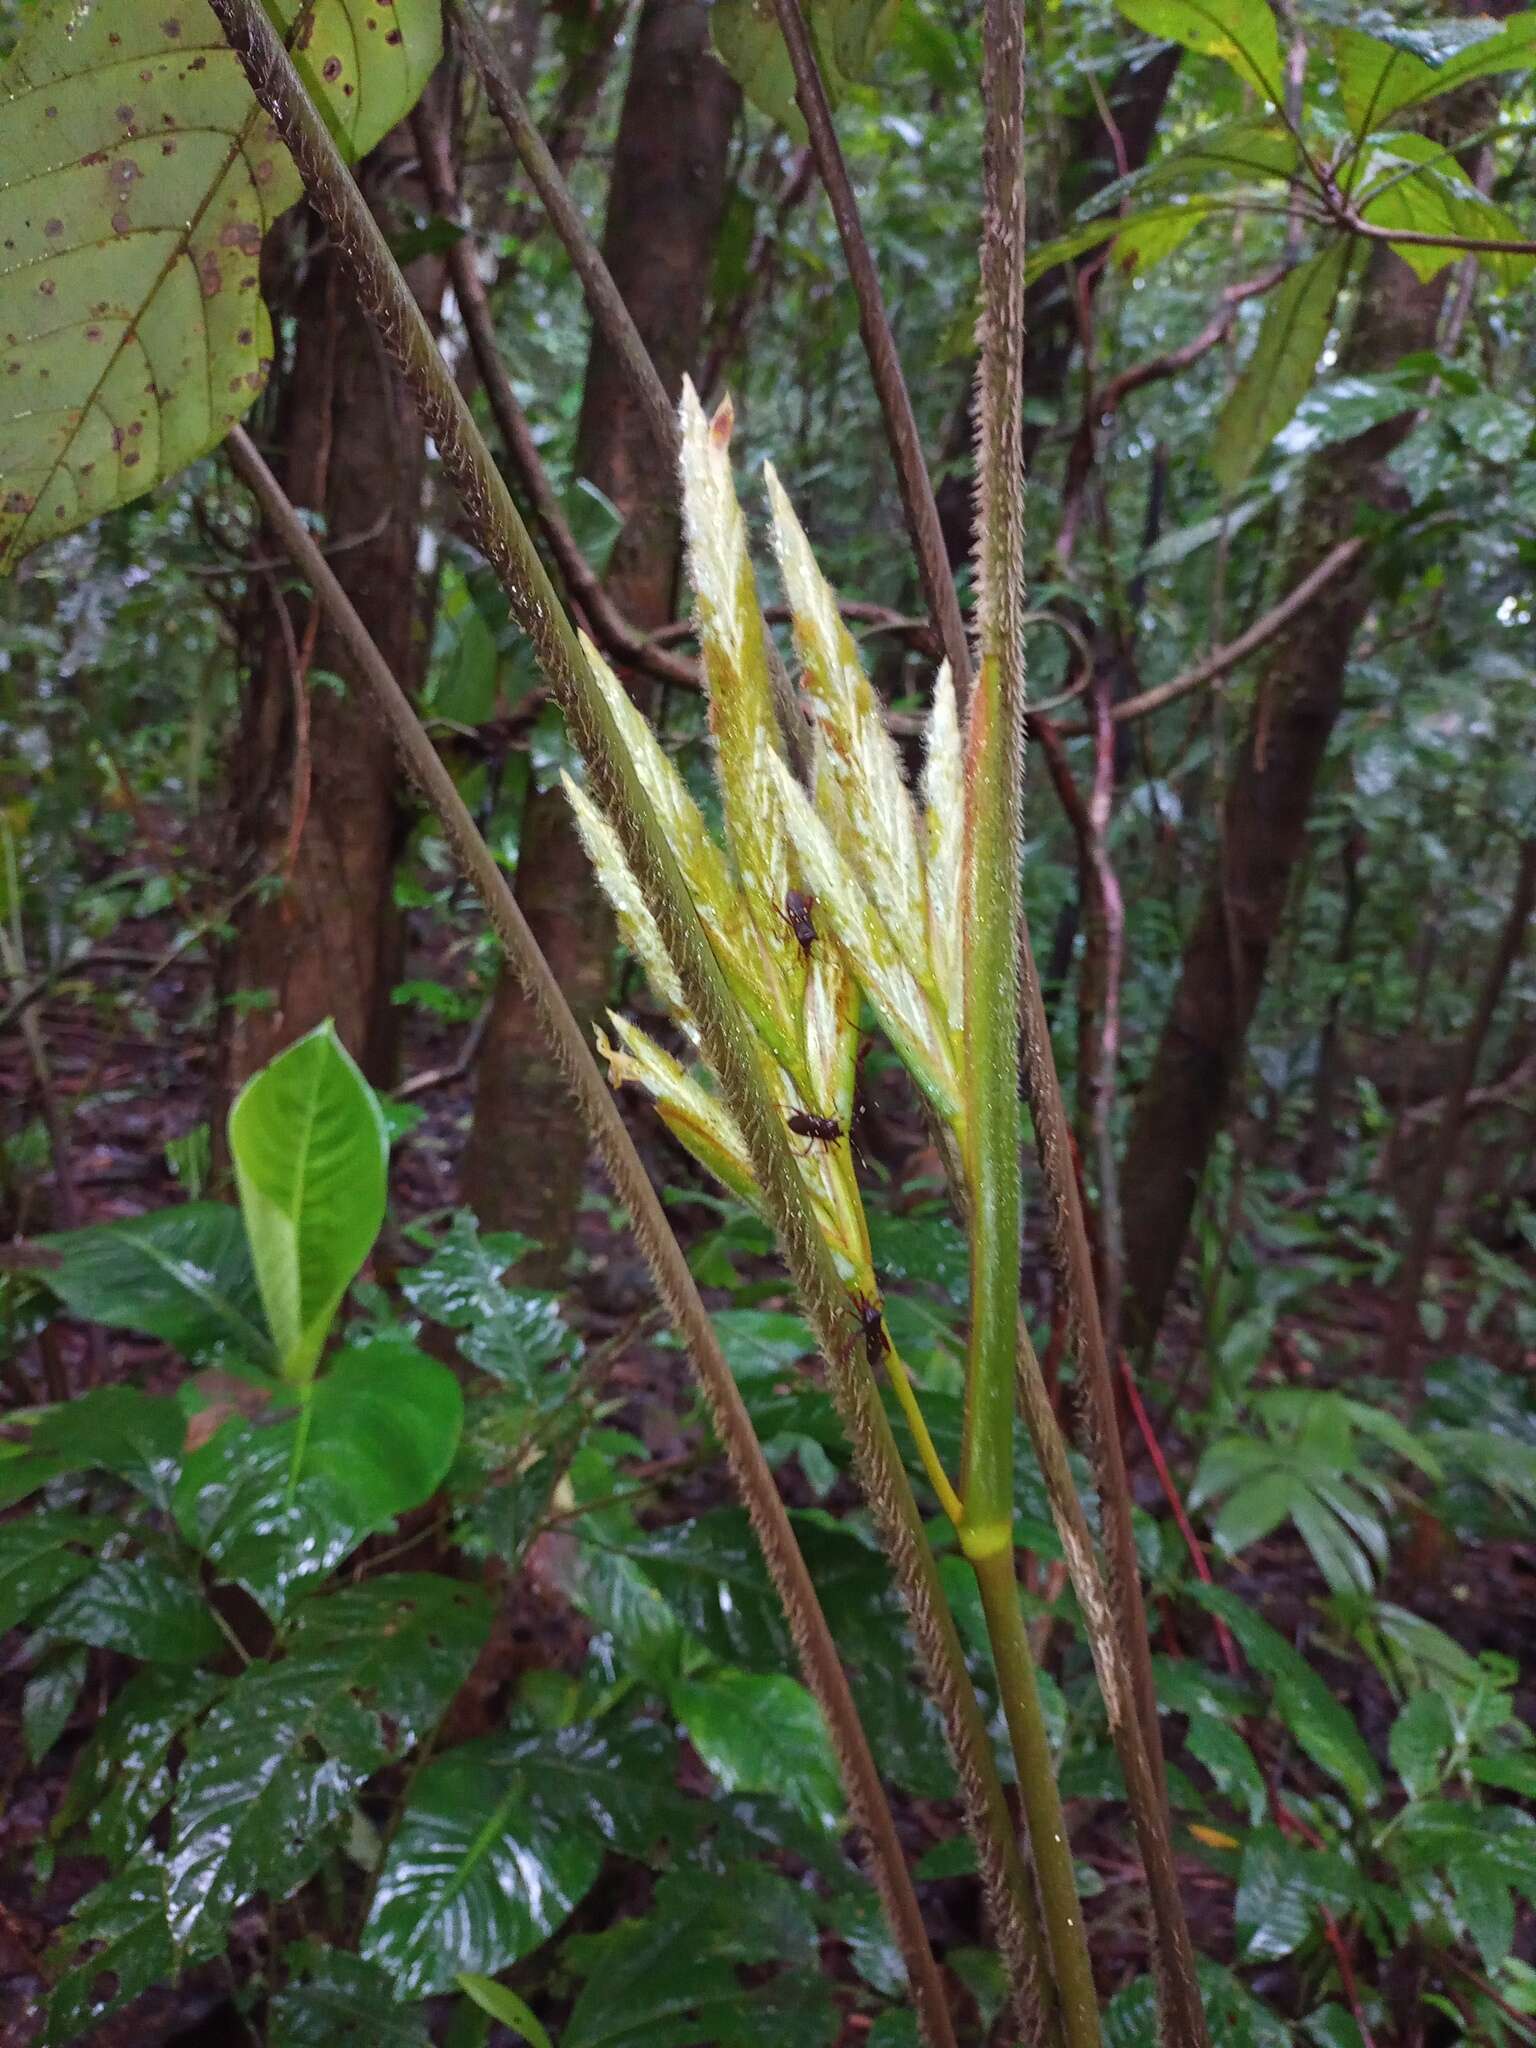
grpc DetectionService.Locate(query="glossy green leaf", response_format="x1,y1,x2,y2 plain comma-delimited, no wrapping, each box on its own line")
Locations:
673,1670,842,1830
37,1204,270,1366
167,1575,489,1957
1117,0,1283,102
269,1941,433,2047
456,1976,554,2048
228,1021,389,1383
174,1342,462,1612
1235,1832,1357,1961
399,1210,537,1326
0,1511,115,1634
562,1863,834,2048
43,1857,175,2046
58,1666,226,1865
22,1643,86,1763
1213,242,1351,491
362,1719,670,1996
11,1386,188,1511
46,1555,223,1664
0,0,442,571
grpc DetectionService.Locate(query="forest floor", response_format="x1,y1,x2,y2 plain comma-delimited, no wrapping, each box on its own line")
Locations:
3,912,1534,2045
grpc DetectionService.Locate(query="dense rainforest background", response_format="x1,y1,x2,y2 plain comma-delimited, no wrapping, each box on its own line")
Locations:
2,0,1536,2042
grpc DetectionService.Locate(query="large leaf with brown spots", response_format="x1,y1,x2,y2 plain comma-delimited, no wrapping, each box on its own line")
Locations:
0,0,439,571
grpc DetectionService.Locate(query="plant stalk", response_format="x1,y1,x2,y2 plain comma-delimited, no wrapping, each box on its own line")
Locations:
770,0,973,701
973,1548,1101,2048
966,3,1097,2037
208,5,1052,2023
224,421,959,2048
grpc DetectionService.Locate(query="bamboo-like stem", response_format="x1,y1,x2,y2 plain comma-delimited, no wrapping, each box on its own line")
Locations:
769,0,973,702
223,422,958,2048
966,5,1096,2037
207,5,1051,2021
445,0,678,470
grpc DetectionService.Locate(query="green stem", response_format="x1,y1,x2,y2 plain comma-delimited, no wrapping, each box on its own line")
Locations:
208,10,1047,2026
973,1548,1101,2048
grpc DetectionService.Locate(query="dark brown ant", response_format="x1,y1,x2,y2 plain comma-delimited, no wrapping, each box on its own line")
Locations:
780,888,818,957
786,1108,843,1156
847,1289,889,1371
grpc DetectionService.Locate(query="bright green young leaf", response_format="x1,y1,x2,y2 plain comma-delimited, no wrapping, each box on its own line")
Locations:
37,1204,271,1366
43,1857,176,2046
1117,0,1284,103
0,0,441,572
166,1575,489,1959
269,1942,433,2048
362,1720,670,1996
173,1343,463,1612
457,1976,555,2048
673,1670,842,1830
1214,242,1351,490
1360,155,1535,291
228,1021,389,1382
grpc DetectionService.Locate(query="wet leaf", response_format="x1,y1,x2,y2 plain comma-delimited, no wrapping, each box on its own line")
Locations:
0,1511,115,1635
673,1669,842,1830
43,1858,176,2046
46,1555,222,1664
59,1666,227,1865
22,1643,86,1763
362,1720,669,1996
173,1343,463,1613
37,1205,270,1366
167,1575,489,1958
269,1942,433,2047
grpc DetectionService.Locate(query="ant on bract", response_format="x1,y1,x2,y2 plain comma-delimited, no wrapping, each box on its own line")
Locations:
845,1288,889,1372
786,1107,843,1156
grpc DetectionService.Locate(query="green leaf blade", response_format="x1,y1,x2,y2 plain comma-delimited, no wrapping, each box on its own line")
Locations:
228,1022,389,1382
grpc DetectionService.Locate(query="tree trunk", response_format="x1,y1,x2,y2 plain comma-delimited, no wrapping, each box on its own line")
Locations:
221,135,442,1094
462,0,739,1276
1385,835,1536,1389
1119,245,1470,1351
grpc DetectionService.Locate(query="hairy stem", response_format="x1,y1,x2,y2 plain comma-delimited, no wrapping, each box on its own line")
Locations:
446,0,678,470
224,422,958,2048
208,4,1049,2019
770,0,973,701
967,4,1095,2035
